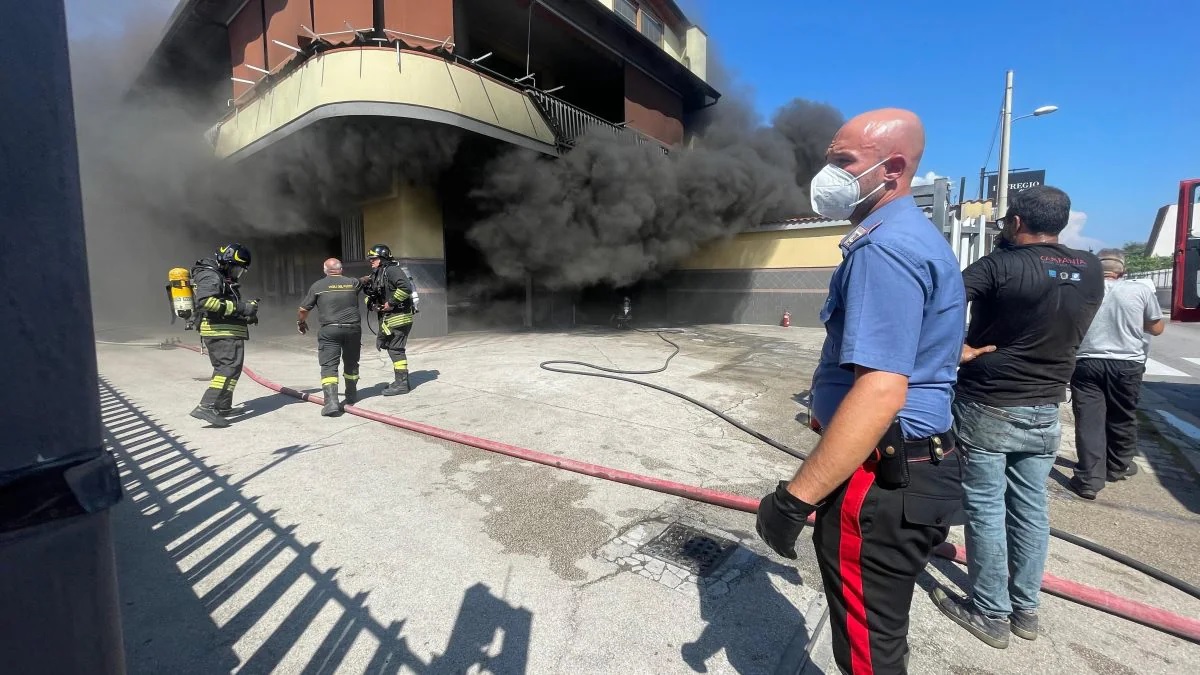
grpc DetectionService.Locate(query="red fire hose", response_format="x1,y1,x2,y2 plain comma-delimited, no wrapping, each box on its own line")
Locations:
171,343,1200,644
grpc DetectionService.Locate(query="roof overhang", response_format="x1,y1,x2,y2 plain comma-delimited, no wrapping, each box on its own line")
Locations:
133,0,242,96
542,0,719,108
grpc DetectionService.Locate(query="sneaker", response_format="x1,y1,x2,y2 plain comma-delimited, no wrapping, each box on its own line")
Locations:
1106,463,1139,482
1010,609,1038,641
932,588,1010,649
190,405,230,428
1067,477,1097,500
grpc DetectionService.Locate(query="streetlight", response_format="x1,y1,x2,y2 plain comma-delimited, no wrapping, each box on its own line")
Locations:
996,70,1058,219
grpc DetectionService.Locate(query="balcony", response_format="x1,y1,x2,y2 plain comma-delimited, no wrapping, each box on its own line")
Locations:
526,90,668,154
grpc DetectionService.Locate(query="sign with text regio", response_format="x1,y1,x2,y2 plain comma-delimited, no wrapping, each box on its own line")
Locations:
986,170,1046,203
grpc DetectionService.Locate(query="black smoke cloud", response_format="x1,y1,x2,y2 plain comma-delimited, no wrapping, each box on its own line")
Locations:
67,2,460,326
467,94,843,290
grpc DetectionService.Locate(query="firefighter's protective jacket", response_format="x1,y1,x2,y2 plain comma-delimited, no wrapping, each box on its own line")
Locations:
372,262,415,336
192,257,250,339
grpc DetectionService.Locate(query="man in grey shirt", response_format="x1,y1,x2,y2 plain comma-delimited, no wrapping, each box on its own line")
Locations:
298,258,364,417
1068,249,1166,499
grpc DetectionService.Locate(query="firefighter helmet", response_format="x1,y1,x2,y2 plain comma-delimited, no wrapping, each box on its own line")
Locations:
367,244,393,260
215,243,252,269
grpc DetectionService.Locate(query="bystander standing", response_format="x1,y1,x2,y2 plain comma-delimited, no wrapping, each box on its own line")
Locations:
933,186,1104,649
1068,249,1165,499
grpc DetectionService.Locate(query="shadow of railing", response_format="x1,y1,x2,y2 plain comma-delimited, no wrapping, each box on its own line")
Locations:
101,377,531,674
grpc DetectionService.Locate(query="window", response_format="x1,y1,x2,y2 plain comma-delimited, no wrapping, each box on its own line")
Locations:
340,211,365,262
640,10,664,46
615,0,638,26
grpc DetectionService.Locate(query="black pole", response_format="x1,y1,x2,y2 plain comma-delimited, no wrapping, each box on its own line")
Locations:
0,2,126,673
525,0,534,76
978,167,986,201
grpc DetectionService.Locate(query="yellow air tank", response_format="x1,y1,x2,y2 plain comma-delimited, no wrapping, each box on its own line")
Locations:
167,267,195,329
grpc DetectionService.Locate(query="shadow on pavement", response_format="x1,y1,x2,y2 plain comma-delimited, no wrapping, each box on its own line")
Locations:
916,555,973,599
1140,381,1200,515
681,559,807,674
354,370,441,401
228,392,308,422
101,377,531,674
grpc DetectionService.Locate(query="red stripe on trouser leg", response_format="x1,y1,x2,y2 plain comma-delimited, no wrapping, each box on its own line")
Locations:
839,467,877,674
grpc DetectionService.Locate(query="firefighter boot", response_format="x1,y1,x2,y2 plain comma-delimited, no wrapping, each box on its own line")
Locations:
343,378,358,405
215,388,246,417
321,383,342,417
383,371,410,396
190,405,230,428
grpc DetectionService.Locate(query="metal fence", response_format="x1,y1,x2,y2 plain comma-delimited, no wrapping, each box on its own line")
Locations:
1128,267,1173,289
526,90,667,154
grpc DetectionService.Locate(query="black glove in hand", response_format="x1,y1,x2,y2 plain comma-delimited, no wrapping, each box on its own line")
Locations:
756,481,818,559
297,321,308,335
237,300,259,318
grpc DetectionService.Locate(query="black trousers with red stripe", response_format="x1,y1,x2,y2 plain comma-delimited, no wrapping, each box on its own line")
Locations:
812,452,965,674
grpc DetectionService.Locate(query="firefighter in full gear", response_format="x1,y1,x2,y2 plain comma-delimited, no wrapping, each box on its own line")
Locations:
362,244,415,396
297,258,363,416
190,243,258,427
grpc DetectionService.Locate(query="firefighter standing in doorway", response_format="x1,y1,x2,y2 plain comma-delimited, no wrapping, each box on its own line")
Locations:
363,244,416,395
190,243,258,428
297,258,364,416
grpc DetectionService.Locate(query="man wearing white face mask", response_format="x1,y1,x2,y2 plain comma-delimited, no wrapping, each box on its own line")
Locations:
755,109,967,674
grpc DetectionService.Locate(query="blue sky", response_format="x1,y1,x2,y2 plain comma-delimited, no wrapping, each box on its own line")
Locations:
682,0,1199,250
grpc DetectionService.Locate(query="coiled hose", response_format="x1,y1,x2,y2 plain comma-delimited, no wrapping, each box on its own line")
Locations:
540,330,810,462
540,328,1200,605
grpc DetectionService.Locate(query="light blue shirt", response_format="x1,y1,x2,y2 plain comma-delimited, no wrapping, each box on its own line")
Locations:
810,197,967,438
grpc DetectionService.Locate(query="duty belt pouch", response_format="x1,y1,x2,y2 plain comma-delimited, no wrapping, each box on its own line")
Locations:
874,420,910,489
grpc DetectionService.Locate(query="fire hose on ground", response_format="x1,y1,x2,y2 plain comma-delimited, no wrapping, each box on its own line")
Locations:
112,338,1200,644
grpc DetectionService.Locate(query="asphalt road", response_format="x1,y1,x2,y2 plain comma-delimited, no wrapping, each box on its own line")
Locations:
1142,318,1200,435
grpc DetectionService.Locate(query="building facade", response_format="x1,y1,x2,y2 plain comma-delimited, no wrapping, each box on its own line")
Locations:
140,0,717,337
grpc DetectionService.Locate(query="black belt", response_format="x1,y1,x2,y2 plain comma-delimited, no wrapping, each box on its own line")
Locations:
894,432,955,463
810,420,955,464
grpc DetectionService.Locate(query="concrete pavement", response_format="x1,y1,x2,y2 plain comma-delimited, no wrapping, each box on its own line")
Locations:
1136,319,1200,479
95,324,1199,673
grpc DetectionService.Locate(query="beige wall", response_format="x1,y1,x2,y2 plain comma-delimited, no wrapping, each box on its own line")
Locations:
595,0,706,82
677,227,850,271
362,182,445,260
214,48,556,158
663,24,685,62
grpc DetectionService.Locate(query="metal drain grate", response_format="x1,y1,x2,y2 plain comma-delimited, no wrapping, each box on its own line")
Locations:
639,523,738,577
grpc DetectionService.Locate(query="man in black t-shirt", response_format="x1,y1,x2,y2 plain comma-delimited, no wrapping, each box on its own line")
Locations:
298,258,364,416
933,186,1103,649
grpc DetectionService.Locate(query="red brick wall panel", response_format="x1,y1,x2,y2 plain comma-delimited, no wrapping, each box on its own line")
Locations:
229,0,267,98
383,0,454,48
624,65,683,146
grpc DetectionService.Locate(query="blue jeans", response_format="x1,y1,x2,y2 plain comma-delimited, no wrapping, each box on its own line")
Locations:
952,398,1060,618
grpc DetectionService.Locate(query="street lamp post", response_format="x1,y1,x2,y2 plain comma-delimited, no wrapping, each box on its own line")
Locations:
994,69,1057,218
996,71,1015,219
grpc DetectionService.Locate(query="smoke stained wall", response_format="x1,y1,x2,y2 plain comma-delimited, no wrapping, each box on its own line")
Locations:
66,3,461,328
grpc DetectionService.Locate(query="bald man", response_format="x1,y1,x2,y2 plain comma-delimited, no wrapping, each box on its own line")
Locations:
298,258,364,416
755,109,967,674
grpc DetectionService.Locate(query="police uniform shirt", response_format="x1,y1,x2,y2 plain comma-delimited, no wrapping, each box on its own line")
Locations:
810,196,967,439
299,275,363,326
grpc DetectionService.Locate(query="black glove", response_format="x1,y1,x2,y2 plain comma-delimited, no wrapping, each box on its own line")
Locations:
756,481,818,559
297,320,308,335
237,300,259,318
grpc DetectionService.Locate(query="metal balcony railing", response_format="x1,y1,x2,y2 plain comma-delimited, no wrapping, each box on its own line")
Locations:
526,90,668,155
